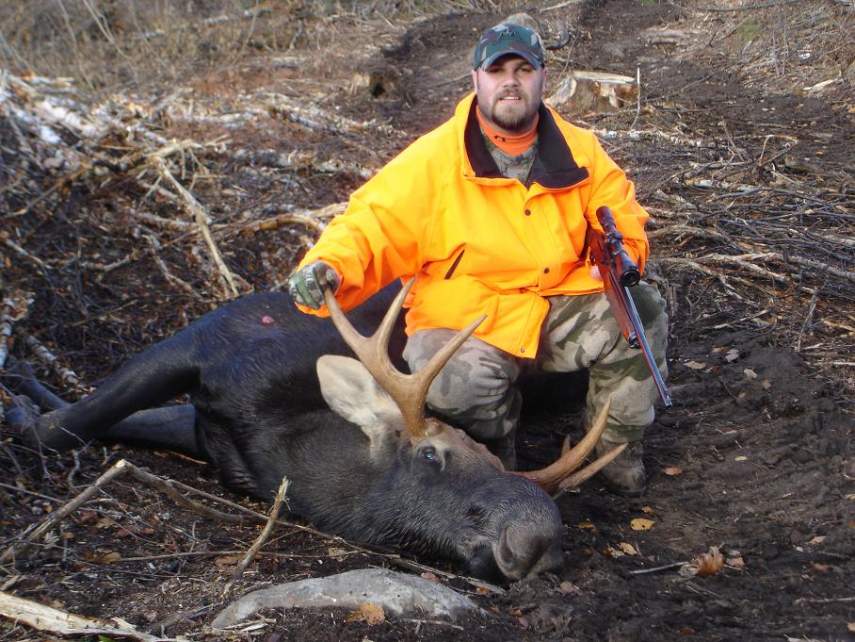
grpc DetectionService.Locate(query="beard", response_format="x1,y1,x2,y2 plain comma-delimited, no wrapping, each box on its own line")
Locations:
488,98,538,132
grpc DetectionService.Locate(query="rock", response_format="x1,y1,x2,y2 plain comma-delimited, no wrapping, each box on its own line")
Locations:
211,568,479,629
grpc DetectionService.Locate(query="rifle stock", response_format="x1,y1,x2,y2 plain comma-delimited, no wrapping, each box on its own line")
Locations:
588,206,672,407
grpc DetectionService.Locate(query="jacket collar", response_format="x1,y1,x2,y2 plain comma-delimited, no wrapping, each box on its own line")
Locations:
462,96,589,189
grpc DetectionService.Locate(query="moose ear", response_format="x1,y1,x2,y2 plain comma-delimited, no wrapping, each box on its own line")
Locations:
316,355,404,438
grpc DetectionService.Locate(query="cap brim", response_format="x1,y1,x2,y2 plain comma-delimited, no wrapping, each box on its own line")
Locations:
477,50,543,70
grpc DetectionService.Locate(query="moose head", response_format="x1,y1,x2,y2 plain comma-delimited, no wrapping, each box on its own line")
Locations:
305,280,623,581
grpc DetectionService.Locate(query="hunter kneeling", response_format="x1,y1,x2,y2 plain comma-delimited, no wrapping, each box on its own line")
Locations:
289,18,669,496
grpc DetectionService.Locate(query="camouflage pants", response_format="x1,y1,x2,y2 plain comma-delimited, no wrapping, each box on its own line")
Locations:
402,283,668,451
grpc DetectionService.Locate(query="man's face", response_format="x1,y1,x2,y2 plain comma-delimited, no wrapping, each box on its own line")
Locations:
471,55,546,134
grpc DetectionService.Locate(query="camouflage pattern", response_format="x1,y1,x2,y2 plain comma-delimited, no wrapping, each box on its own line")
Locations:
482,135,537,183
403,282,668,455
537,282,669,443
472,23,545,71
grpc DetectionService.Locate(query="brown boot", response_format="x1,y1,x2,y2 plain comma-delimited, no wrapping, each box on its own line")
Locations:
595,439,646,496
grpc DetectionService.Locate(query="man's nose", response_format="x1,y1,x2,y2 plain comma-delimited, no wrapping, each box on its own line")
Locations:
500,73,520,87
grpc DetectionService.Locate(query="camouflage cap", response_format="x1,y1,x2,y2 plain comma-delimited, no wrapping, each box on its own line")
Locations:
472,23,545,71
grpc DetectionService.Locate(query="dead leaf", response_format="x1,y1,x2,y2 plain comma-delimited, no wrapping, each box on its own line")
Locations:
96,550,122,564
848,622,855,633
726,555,745,570
77,510,98,524
743,368,757,379
576,520,596,530
663,466,683,476
685,360,707,370
641,505,655,514
420,572,439,582
618,542,639,556
95,517,117,529
326,547,348,559
603,545,624,558
346,602,385,625
725,348,740,362
214,554,243,569
693,546,724,577
734,456,748,462
630,518,655,531
811,563,831,573
807,535,826,545
558,581,580,595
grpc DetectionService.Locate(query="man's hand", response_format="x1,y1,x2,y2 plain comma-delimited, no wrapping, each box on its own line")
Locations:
288,261,340,309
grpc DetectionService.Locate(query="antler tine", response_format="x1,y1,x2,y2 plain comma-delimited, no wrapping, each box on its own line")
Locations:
323,280,485,441
516,397,614,493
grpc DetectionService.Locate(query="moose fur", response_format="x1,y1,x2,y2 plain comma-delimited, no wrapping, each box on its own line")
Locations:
8,284,566,582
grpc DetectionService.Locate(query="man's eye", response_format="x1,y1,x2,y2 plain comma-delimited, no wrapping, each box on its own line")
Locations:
421,446,438,462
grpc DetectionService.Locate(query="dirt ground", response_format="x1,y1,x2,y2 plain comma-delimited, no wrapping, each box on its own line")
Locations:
1,1,853,641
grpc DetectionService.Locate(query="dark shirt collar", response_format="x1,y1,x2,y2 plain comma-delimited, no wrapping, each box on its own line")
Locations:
464,99,590,189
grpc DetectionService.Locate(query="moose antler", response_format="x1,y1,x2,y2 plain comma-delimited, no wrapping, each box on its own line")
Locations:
516,398,626,493
324,280,485,441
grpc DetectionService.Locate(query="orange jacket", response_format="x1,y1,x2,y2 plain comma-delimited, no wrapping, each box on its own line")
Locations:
298,94,650,358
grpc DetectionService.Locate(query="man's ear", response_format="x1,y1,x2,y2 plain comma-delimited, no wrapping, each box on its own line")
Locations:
471,69,479,91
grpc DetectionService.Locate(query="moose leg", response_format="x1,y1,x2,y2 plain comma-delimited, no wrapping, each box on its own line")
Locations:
15,335,200,451
101,405,202,458
6,368,204,458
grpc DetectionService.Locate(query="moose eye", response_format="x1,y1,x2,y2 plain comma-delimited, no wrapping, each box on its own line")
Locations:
421,446,437,461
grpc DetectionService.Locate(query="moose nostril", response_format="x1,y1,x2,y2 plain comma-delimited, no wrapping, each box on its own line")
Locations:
494,523,561,581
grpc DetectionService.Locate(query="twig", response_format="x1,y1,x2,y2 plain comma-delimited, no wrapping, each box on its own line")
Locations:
629,561,687,575
0,459,130,563
229,476,290,584
793,595,855,605
151,156,239,299
0,292,34,370
698,0,802,12
795,290,819,352
221,477,291,597
22,335,87,393
629,65,642,131
143,233,199,297
1,237,48,270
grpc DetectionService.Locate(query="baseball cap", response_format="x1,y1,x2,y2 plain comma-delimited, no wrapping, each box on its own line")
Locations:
472,23,545,71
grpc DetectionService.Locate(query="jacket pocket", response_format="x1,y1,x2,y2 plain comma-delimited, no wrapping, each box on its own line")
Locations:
444,248,466,280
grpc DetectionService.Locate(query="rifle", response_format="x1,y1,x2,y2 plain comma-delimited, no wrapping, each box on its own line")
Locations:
587,206,672,407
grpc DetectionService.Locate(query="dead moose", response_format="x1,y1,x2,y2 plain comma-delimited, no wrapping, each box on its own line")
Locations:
8,280,622,582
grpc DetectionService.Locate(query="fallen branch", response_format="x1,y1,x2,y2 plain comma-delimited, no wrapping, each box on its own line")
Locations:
143,233,199,297
593,127,710,148
0,292,33,370
0,591,166,642
224,476,290,594
0,458,503,595
21,335,86,393
235,202,345,237
151,156,239,298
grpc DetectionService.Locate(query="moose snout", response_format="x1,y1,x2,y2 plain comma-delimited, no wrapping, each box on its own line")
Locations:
493,521,563,581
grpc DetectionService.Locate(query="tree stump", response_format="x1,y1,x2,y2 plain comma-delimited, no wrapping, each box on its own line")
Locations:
546,71,638,114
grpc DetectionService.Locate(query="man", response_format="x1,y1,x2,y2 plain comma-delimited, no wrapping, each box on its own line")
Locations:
288,21,668,495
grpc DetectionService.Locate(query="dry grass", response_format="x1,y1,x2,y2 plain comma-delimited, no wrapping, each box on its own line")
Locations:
0,0,504,97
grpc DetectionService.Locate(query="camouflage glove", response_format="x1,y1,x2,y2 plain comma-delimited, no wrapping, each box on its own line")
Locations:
288,261,340,309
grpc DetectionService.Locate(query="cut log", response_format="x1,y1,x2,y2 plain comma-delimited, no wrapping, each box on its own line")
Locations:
546,71,638,114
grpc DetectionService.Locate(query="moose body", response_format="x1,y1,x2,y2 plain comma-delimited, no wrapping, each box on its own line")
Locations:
10,282,619,582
